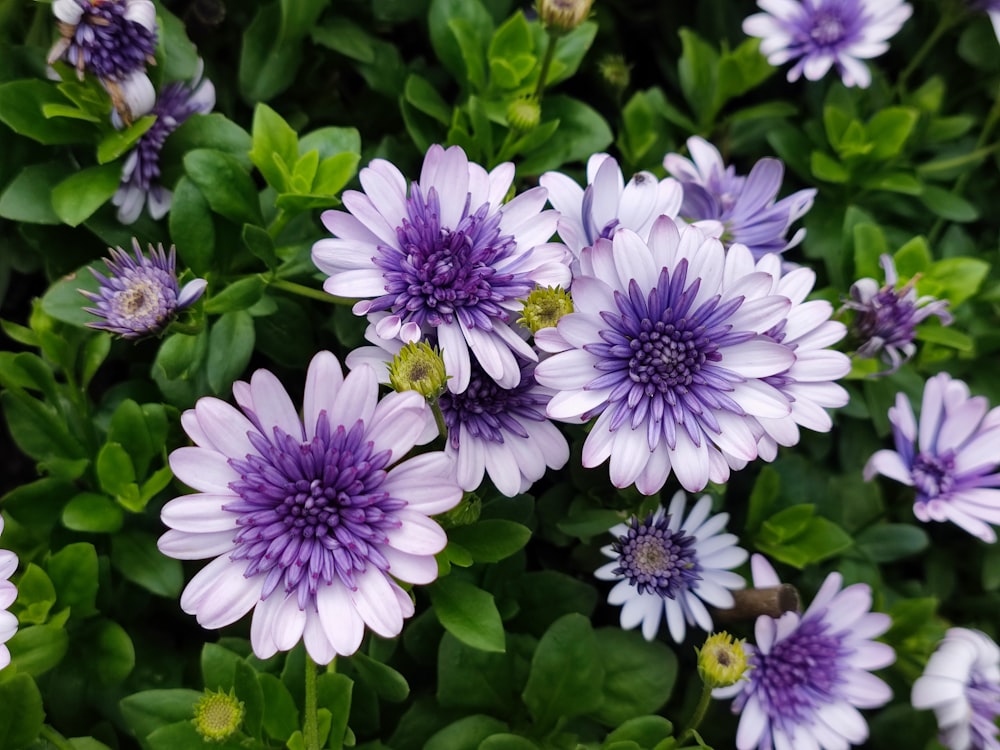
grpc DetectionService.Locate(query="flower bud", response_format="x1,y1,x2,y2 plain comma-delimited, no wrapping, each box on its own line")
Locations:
507,97,541,132
697,631,748,689
518,286,573,334
192,689,245,742
388,341,449,398
537,0,593,33
598,54,631,93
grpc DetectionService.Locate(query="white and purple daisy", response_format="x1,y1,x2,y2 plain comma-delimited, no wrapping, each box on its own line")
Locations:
534,217,798,494
912,627,1000,750
742,0,913,88
311,145,571,394
158,351,462,664
864,372,1000,542
113,63,216,224
47,0,158,126
594,491,747,644
0,516,18,671
843,254,952,374
80,239,206,339
663,137,816,261
716,555,895,750
539,153,683,261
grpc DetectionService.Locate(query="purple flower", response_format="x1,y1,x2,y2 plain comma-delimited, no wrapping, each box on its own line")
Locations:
756,259,851,461
47,0,157,126
975,0,1000,44
0,517,18,671
539,153,683,260
311,145,571,394
113,63,216,224
843,254,952,374
663,137,816,261
158,352,463,663
594,491,747,643
743,0,913,88
864,372,1000,542
716,555,895,750
438,359,569,497
534,217,799,494
912,627,1000,750
80,239,206,339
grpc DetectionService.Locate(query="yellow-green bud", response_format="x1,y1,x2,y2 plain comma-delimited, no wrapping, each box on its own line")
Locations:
696,631,748,689
598,54,631,93
388,341,448,398
436,493,482,529
518,286,573,334
507,97,541,132
192,689,245,743
537,0,593,32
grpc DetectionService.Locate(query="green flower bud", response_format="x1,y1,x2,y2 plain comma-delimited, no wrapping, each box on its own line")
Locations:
518,286,574,334
507,97,541,132
192,689,245,743
388,341,448,398
697,631,749,689
598,53,631,93
537,0,594,32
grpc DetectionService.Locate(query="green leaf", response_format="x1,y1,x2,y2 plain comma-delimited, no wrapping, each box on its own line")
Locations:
544,21,598,87
0,390,86,463
250,103,300,193
0,673,45,749
425,715,509,750
162,114,253,165
447,520,531,563
201,642,243,691
86,619,136,685
111,531,184,598
47,542,99,617
183,149,263,226
317,672,353,750
479,735,540,750
760,504,817,544
810,151,849,183
510,570,598,637
349,652,409,702
855,524,929,563
866,107,918,160
242,224,278,270
437,631,518,715
259,673,300,741
62,492,125,533
205,276,266,314
920,256,990,307
312,152,361,196
8,623,69,676
207,311,255,394
892,236,932,277
428,0,493,86
0,80,95,145
108,399,159,478
404,75,453,126
604,716,676,748
13,563,57,625
677,28,718,127
309,16,375,62
239,2,303,102
915,324,974,352
0,162,65,224
279,0,328,39
429,577,506,653
919,185,979,222
519,96,612,174
97,115,156,164
146,720,248,750
234,659,265,739
170,177,216,275
591,628,677,727
96,441,137,499
119,689,204,740
522,613,604,732
852,223,888,280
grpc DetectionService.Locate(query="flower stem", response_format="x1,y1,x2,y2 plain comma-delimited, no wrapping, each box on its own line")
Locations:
678,683,714,745
304,655,320,750
268,278,352,304
268,209,292,240
40,725,76,750
895,10,958,97
533,29,560,101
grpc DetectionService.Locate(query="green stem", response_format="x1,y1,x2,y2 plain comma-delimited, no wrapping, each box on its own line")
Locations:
268,278,352,304
678,683,714,746
895,11,958,97
430,399,448,440
268,209,292,240
304,656,320,750
40,725,76,750
533,29,560,101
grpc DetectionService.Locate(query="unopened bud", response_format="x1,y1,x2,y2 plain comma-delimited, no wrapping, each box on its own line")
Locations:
192,689,244,743
388,341,448,399
518,286,573,334
507,97,541,132
697,631,748,689
598,54,631,93
537,0,593,33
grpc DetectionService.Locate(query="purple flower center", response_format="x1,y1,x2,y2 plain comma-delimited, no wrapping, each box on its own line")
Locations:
583,259,755,448
749,617,848,729
368,185,534,331
225,415,405,609
809,12,847,46
854,287,918,349
912,451,956,500
612,514,701,599
791,0,861,53
438,362,547,448
968,677,1000,748
64,0,157,80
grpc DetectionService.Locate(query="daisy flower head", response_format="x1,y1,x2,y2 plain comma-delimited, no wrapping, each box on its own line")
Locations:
912,627,1000,750
158,351,463,664
742,0,913,89
311,145,571,394
80,238,207,339
663,136,816,261
0,516,18,671
718,555,895,750
534,217,799,494
113,62,216,224
843,254,952,374
864,372,1000,542
595,491,748,644
539,153,683,261
47,0,158,126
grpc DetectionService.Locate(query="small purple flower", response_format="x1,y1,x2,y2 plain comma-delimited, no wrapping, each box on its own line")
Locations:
716,555,895,750
535,217,799,494
864,372,1000,542
158,352,463,663
663,137,816,261
595,491,747,644
912,627,1000,750
81,239,206,339
539,153,683,260
47,0,158,125
113,63,216,224
438,359,569,497
0,517,18,671
311,145,572,394
843,254,952,374
743,0,913,88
